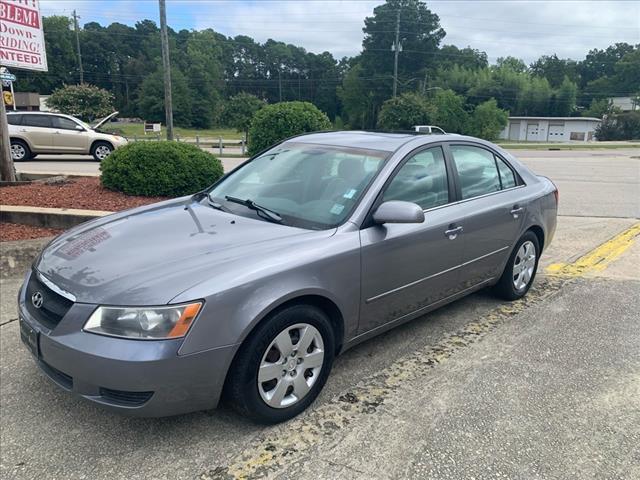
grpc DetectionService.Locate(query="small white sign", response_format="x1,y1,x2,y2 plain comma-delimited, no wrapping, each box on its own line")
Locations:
0,0,48,72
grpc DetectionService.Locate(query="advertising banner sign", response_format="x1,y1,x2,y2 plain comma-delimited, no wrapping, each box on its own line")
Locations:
0,0,48,71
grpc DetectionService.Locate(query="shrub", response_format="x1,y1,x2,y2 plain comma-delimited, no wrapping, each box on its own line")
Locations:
377,93,433,130
46,84,114,122
248,101,332,155
100,141,223,197
595,111,640,140
466,99,509,141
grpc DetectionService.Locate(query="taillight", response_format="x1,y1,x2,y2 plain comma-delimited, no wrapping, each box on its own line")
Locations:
552,184,559,204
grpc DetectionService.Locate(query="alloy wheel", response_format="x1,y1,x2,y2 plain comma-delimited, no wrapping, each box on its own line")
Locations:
95,145,111,160
258,323,324,409
11,144,26,161
513,240,536,291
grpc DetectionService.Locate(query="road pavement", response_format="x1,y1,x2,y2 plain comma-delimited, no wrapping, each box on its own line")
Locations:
1,148,639,479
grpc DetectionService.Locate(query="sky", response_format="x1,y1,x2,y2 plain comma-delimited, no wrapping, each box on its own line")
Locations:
42,0,640,64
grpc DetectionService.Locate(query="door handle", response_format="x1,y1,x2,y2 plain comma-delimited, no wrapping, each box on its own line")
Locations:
510,205,524,218
444,226,463,240
53,131,61,134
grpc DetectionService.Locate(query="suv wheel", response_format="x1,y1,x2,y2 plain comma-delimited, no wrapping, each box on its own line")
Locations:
226,304,335,424
91,141,113,161
494,231,540,300
10,140,31,162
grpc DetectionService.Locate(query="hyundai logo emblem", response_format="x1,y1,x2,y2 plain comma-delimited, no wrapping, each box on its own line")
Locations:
31,291,44,309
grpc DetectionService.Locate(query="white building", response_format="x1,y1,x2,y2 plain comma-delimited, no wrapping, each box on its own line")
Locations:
499,116,602,143
610,97,638,112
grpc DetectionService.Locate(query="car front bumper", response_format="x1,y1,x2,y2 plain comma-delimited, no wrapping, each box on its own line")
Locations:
18,272,237,417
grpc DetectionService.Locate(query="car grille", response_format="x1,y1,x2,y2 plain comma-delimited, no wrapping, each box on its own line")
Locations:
24,271,74,330
99,388,154,407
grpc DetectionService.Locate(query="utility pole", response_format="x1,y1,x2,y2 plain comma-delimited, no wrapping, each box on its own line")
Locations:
159,0,174,140
0,94,16,182
72,10,84,84
278,69,282,102
391,10,402,98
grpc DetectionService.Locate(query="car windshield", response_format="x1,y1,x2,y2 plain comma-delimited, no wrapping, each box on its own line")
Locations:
208,142,389,229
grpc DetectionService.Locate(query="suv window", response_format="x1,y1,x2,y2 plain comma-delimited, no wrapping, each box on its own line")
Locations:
383,146,449,210
52,116,81,130
450,145,501,200
7,114,22,125
22,115,52,128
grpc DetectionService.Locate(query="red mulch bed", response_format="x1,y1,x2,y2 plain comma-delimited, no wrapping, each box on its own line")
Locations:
1,222,65,242
0,177,168,211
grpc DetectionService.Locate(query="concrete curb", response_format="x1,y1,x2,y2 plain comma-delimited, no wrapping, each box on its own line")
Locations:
1,205,112,229
17,171,100,180
0,237,51,279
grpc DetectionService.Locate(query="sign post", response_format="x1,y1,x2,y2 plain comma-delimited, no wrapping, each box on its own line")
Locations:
0,0,48,181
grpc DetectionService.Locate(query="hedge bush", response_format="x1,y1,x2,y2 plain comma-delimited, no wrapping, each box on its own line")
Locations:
100,141,223,197
248,101,332,155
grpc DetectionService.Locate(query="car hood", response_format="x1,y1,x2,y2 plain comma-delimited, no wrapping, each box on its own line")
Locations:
91,111,119,130
35,197,332,305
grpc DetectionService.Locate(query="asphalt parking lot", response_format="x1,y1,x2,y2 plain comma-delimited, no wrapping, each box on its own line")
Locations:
1,148,639,479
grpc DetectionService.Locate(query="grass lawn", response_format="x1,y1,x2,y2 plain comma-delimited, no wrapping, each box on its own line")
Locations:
498,142,639,150
103,122,243,140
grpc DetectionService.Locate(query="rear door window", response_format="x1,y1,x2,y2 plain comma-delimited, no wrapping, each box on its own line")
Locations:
7,114,22,125
450,145,501,200
22,115,52,128
496,157,517,189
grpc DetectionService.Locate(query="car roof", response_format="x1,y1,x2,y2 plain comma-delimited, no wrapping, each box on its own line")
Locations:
292,131,421,152
291,130,464,153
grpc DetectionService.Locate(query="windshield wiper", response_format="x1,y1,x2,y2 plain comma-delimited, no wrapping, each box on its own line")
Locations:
224,195,282,223
206,193,231,212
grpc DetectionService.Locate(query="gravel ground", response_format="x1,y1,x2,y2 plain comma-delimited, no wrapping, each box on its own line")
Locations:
0,223,63,242
0,178,167,211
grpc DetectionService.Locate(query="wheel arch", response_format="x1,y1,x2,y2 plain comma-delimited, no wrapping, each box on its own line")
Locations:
10,136,33,150
244,294,345,356
526,224,545,251
90,139,114,152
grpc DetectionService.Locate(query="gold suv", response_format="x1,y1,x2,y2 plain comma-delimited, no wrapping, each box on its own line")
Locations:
8,111,128,162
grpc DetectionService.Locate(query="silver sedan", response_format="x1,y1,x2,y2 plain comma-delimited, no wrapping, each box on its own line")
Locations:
18,131,557,423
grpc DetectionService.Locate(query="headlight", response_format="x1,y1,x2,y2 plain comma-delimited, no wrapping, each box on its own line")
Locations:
84,302,202,340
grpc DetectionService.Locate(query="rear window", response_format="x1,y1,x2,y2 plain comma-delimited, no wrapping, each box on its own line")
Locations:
7,114,22,125
22,115,51,128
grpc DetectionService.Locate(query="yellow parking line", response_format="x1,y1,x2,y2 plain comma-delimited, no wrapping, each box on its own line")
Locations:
546,222,640,277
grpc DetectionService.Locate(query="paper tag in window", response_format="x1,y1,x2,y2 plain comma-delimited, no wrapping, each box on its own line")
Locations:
330,204,345,215
343,189,357,199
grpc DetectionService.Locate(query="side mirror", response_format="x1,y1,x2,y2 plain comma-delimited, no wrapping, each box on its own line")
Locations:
372,200,425,225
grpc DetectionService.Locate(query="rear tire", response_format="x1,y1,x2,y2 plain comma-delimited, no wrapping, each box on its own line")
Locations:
494,231,540,301
226,304,335,424
10,139,31,162
91,141,113,162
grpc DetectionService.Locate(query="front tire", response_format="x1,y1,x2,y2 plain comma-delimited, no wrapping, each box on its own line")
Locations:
10,139,31,161
91,141,113,162
494,231,540,300
226,304,335,424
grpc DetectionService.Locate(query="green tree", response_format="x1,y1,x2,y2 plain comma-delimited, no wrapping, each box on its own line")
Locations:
595,111,640,140
222,93,266,138
46,84,114,121
496,56,528,73
583,98,616,118
248,101,331,155
338,63,377,128
466,99,508,140
137,68,193,127
530,54,579,88
550,76,578,116
428,89,469,133
377,93,433,130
